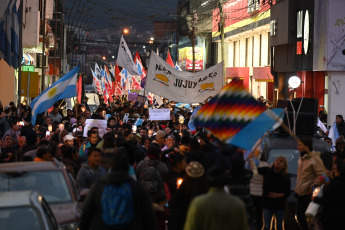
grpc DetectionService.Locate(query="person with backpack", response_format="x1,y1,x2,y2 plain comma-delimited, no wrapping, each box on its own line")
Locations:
136,143,168,200
79,147,157,230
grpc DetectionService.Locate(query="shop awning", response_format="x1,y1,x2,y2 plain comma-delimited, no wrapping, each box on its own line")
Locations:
252,67,274,82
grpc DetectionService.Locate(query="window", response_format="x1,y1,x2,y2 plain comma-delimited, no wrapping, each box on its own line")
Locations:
297,11,304,38
245,37,249,67
248,0,260,13
259,34,262,66
0,171,72,204
268,32,271,66
233,41,237,67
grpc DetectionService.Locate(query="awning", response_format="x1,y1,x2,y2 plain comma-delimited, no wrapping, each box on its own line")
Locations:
226,67,249,79
252,67,274,82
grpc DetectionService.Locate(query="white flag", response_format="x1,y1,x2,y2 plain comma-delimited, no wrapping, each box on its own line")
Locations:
117,35,139,75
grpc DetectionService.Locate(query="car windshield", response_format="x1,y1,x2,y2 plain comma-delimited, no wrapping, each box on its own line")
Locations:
267,149,300,175
0,171,72,204
0,206,43,230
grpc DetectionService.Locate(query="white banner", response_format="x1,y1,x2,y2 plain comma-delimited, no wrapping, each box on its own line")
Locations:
145,51,223,103
149,108,170,121
83,119,107,138
117,35,140,75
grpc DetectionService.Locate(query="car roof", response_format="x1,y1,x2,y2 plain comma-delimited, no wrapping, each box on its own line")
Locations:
0,190,39,207
265,136,332,153
0,161,64,172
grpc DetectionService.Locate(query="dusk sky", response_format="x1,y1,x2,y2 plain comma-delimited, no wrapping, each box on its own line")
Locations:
64,0,178,33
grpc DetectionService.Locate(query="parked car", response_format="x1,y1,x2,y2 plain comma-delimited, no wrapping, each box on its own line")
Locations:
0,160,80,229
261,135,333,230
0,190,59,230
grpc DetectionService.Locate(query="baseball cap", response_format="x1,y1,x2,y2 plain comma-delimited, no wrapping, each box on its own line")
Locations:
64,134,75,142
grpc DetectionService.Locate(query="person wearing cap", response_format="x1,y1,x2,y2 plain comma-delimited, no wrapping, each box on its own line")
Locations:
169,161,208,230
184,164,248,230
64,134,75,147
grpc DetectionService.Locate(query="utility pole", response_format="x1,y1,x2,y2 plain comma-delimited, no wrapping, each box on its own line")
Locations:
191,11,197,73
18,0,23,108
41,0,46,91
53,0,58,83
218,0,226,86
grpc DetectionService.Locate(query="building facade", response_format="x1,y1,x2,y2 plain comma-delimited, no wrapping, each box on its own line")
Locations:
212,0,274,102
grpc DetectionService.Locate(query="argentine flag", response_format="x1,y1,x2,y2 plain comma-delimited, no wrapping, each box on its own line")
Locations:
31,66,80,125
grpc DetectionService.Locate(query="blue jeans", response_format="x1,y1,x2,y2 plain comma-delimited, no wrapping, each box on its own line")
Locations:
263,209,285,230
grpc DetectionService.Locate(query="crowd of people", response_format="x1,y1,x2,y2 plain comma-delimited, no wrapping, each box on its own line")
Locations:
0,97,344,230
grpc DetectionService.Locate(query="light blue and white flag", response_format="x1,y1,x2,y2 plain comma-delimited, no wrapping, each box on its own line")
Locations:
328,122,339,147
229,108,284,150
31,66,80,125
0,0,20,69
175,64,182,71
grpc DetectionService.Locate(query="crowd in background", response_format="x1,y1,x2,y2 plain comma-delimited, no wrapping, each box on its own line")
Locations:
0,97,344,230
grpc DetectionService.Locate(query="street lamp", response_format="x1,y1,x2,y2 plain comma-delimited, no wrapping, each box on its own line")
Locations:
123,28,129,34
288,76,301,88
102,56,106,60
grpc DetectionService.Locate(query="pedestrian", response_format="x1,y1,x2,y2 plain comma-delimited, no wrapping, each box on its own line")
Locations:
79,147,157,230
262,156,290,230
295,137,327,230
313,158,345,229
183,164,248,230
168,161,208,230
76,147,107,195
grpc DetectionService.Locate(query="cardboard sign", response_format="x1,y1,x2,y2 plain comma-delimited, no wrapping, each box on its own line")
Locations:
149,108,170,121
83,119,107,137
128,92,138,101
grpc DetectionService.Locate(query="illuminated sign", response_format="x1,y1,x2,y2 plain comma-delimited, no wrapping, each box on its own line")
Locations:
22,65,35,72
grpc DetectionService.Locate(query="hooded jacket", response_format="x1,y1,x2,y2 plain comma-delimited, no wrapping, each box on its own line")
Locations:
136,156,168,180
295,150,327,196
79,171,157,230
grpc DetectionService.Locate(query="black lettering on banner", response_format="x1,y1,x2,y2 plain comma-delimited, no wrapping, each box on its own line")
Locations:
174,79,197,88
156,64,172,75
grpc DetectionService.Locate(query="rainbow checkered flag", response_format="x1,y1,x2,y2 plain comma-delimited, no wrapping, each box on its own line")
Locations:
194,78,266,143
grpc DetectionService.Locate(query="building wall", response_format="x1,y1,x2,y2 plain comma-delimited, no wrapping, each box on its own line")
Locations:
0,60,15,105
328,72,345,125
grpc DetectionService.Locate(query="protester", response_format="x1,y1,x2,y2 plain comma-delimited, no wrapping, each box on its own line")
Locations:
262,156,291,230
313,158,345,229
79,147,157,230
76,147,107,194
183,164,248,230
295,137,327,230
